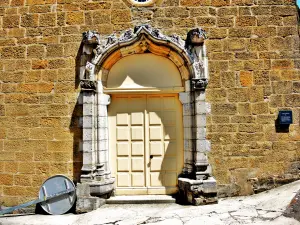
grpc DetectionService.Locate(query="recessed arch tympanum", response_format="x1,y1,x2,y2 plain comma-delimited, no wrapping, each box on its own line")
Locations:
106,54,183,90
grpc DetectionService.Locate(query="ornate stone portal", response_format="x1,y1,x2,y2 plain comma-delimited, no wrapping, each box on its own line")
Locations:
77,25,217,212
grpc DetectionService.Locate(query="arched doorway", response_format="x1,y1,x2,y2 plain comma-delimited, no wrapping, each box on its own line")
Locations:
78,25,217,206
106,54,184,195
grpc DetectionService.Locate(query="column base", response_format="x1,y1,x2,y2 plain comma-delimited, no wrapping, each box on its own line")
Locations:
89,178,115,197
178,177,218,206
75,178,115,213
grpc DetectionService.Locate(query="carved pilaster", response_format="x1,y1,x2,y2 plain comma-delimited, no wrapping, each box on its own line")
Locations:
95,82,111,181
80,88,97,182
177,28,217,205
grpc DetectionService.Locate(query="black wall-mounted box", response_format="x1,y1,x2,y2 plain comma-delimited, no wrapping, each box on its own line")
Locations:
278,110,293,125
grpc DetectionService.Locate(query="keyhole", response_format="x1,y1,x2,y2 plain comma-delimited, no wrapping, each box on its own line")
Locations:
150,155,154,159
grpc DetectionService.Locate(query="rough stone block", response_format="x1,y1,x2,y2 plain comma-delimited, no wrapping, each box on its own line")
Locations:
206,88,226,102
92,10,110,25
240,71,253,87
3,15,20,28
217,16,234,27
180,0,210,6
76,196,105,214
249,86,264,102
1,46,26,59
66,12,84,25
209,28,228,39
211,103,237,115
46,44,64,57
228,88,249,102
251,102,269,115
229,27,252,38
211,0,230,7
196,17,216,27
284,189,300,222
272,59,294,69
111,10,132,23
39,13,56,27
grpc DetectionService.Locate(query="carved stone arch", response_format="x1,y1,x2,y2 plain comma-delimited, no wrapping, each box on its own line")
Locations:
77,26,217,212
94,26,195,89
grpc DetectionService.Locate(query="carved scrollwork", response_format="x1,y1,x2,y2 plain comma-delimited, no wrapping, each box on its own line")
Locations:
119,29,134,42
169,34,185,48
151,28,166,40
106,33,117,47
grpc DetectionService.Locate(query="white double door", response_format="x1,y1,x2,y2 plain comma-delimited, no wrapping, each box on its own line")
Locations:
108,94,183,195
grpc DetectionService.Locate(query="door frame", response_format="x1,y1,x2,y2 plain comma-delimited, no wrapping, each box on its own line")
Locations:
108,93,184,195
78,26,217,205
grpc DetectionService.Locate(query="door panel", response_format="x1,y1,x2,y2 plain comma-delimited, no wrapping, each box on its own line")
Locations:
109,94,183,195
147,95,181,193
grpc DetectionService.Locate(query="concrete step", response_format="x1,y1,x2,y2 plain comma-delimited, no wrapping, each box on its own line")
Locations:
106,195,176,204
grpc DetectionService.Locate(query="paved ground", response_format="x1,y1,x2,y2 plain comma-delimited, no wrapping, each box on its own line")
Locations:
1,180,300,225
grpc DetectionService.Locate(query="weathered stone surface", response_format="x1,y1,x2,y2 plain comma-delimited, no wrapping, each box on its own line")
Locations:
0,0,299,208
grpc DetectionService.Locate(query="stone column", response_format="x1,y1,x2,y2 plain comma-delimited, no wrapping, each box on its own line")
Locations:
179,81,194,176
95,81,111,181
80,81,97,182
194,90,211,180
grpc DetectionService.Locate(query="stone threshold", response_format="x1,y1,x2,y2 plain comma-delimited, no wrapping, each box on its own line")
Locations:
106,195,176,204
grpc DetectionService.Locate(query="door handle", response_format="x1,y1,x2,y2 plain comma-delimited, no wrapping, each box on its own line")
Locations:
150,155,154,159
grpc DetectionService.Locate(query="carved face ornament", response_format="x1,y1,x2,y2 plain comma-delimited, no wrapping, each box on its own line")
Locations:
191,28,207,45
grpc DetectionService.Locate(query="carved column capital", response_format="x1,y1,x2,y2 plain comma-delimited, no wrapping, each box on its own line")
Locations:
80,79,97,91
191,78,208,91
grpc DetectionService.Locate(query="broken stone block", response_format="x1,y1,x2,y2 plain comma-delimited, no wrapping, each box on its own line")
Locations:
283,189,300,221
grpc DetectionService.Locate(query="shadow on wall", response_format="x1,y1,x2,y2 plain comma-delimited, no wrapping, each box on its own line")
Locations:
69,42,84,184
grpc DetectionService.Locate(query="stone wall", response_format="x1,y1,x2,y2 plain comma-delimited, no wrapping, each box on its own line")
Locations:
0,0,299,206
